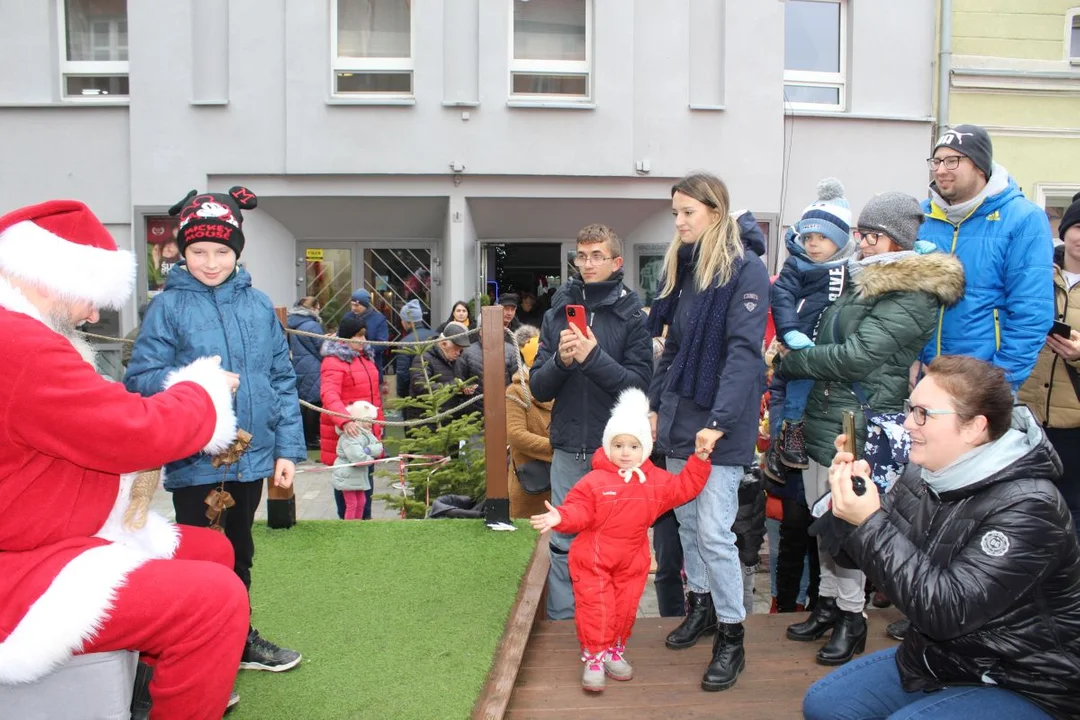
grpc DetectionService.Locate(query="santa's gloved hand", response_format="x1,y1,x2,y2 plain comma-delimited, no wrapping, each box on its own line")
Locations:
783,331,815,350
913,240,937,255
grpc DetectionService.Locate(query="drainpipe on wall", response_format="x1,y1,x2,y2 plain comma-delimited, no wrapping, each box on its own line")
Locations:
937,0,952,136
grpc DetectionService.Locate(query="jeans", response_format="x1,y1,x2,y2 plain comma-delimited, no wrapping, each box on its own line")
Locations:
804,647,1052,720
669,459,745,624
805,459,864,613
547,448,591,620
1045,427,1080,542
783,378,812,422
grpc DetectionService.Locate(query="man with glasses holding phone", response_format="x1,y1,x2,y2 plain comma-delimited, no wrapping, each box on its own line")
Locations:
530,224,653,620
916,124,1054,391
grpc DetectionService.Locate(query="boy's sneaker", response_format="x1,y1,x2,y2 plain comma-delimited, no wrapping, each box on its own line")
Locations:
604,643,633,681
779,421,810,469
226,690,240,713
581,652,606,692
762,446,787,484
240,628,302,672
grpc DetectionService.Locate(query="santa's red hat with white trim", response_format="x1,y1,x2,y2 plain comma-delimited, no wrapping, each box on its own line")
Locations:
0,200,134,308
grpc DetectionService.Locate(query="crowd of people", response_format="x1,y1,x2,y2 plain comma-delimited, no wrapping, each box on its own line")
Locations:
1,122,1079,719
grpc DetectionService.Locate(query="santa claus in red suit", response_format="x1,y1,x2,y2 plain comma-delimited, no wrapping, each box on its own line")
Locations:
0,200,250,719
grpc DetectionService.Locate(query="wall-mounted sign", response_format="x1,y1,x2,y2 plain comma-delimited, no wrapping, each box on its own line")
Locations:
305,248,325,261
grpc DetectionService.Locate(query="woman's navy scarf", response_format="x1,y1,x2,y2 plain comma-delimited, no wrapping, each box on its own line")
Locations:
647,243,746,408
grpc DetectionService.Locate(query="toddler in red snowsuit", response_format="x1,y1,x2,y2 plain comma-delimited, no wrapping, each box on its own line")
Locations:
531,388,711,692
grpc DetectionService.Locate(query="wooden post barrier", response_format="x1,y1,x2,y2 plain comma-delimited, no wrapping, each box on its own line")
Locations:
481,305,511,527
267,306,297,529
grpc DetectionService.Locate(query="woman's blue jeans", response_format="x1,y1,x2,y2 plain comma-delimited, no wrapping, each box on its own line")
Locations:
803,647,1051,720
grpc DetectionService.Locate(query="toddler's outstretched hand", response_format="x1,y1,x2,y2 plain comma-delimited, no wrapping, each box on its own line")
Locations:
530,500,562,534
783,331,814,351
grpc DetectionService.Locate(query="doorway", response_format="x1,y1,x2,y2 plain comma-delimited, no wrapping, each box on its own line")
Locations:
481,242,575,308
296,240,435,372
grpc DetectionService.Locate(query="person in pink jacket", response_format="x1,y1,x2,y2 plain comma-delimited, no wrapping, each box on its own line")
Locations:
531,388,711,692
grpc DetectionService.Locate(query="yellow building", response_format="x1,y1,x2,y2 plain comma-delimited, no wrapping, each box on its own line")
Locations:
944,0,1080,234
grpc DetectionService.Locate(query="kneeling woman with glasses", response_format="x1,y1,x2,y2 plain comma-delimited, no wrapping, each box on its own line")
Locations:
774,191,965,665
804,355,1080,720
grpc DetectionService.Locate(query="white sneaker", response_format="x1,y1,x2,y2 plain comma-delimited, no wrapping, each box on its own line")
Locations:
604,642,633,681
581,653,606,692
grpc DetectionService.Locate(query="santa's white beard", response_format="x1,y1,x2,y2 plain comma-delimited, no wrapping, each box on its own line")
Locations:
45,308,99,368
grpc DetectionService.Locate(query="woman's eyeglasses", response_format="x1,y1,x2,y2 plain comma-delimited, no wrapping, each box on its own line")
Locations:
904,399,958,426
853,230,887,246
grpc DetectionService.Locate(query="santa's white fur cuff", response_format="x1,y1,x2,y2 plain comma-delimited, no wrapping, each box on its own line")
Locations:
164,357,237,454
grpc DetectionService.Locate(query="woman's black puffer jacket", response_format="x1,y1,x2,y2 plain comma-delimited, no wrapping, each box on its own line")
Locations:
841,411,1080,719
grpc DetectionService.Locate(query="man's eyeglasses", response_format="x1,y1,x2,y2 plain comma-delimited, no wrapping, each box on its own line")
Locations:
573,252,614,267
926,156,967,171
853,230,887,246
904,399,958,426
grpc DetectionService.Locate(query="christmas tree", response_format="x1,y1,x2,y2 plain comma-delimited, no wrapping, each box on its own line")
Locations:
380,345,486,518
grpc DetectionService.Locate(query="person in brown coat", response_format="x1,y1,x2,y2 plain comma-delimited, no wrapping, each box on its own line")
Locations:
507,325,553,518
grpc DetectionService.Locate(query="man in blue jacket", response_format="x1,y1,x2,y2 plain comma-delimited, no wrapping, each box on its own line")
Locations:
530,224,653,620
918,124,1055,389
345,288,390,380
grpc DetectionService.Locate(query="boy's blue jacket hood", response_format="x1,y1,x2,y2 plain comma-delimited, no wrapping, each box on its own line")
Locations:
124,264,307,488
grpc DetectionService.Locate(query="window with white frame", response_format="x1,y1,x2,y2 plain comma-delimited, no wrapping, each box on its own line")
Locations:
333,0,413,96
783,0,847,109
1067,8,1080,63
510,0,591,100
60,0,129,98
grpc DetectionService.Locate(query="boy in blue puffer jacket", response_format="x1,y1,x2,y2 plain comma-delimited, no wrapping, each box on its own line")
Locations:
766,179,856,476
125,187,307,678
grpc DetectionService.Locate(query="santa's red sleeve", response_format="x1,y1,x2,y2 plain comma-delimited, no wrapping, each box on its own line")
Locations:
7,340,236,473
658,454,711,515
555,472,598,534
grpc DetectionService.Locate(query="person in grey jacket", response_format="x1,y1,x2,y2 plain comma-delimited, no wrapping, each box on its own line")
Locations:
530,223,653,621
647,172,769,693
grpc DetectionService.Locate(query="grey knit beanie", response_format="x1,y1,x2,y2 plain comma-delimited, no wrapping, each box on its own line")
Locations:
857,192,924,251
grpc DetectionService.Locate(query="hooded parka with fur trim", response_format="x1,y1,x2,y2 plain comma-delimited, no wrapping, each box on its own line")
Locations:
777,252,965,467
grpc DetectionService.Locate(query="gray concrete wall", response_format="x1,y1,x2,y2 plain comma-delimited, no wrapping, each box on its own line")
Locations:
0,0,939,316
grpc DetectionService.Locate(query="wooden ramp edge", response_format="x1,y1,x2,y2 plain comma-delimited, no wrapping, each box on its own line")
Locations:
472,538,550,720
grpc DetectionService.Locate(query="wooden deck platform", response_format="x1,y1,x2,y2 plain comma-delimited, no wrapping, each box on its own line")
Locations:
506,607,904,719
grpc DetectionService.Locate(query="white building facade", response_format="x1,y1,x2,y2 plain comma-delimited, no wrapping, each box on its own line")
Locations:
0,0,939,338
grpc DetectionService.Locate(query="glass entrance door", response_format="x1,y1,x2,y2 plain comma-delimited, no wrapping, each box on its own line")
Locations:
297,241,435,374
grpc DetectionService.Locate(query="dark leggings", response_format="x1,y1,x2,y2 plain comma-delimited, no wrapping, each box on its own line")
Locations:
775,494,820,612
1045,427,1080,541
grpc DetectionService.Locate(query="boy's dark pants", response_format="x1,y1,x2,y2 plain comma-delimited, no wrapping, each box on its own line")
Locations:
776,493,820,612
173,480,264,591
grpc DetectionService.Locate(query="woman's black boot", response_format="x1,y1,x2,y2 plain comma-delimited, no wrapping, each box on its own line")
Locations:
785,595,839,641
701,622,745,691
816,610,868,665
664,591,717,649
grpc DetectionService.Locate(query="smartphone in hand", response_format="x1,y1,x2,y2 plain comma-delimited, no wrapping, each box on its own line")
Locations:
1049,320,1072,339
566,304,588,336
842,410,867,497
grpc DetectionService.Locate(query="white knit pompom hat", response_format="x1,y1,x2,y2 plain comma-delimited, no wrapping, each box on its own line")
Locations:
602,389,654,481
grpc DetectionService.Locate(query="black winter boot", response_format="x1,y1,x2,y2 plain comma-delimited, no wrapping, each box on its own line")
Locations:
762,445,788,484
664,591,717,649
817,610,868,665
701,622,746,692
887,617,911,640
779,421,810,469
786,596,839,641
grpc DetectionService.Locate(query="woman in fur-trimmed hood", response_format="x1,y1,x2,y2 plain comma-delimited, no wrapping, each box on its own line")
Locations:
774,192,965,666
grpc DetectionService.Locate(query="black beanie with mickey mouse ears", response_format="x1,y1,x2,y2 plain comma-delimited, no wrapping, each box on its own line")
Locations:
170,186,257,258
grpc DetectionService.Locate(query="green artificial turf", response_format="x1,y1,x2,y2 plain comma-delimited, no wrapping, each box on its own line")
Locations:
231,520,537,720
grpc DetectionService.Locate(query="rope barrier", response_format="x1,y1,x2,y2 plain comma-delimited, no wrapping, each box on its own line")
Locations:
79,312,537,420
